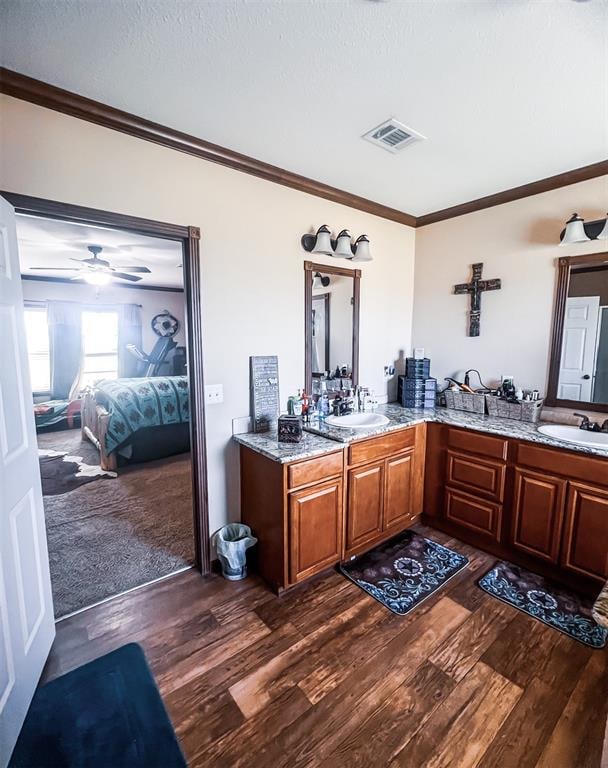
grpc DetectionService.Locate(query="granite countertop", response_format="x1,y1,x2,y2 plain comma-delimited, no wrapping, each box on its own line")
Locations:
234,403,608,463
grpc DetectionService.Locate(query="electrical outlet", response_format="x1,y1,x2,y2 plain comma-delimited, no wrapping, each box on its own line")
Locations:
205,384,224,404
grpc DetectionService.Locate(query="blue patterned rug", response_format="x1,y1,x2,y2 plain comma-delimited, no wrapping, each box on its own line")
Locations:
339,530,469,615
478,562,607,649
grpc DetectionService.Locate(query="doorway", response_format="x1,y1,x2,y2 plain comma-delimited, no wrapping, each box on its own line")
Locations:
3,192,210,618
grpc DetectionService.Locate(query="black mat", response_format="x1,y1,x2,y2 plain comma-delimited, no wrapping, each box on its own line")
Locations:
340,530,469,615
478,561,608,649
9,643,186,768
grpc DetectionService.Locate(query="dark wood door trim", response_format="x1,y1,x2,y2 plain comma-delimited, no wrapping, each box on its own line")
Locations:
416,161,608,227
3,190,211,575
0,67,416,228
546,251,608,413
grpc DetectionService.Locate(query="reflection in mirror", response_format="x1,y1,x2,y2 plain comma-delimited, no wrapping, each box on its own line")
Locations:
556,261,608,406
305,261,360,397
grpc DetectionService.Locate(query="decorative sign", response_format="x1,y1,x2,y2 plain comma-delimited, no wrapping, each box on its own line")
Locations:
250,355,280,433
453,263,501,337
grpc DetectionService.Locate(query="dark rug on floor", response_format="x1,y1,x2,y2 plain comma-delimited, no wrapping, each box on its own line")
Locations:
340,530,469,615
39,450,116,496
38,429,194,619
9,644,186,768
478,561,608,649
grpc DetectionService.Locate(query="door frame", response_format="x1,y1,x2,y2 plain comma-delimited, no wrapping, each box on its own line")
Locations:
1,191,211,574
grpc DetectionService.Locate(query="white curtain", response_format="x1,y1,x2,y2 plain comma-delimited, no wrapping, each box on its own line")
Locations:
118,303,142,378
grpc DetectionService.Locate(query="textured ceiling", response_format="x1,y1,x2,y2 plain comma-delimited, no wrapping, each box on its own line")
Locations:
2,0,607,215
16,215,184,288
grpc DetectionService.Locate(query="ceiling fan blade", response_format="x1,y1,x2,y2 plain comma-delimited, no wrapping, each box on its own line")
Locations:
70,257,91,264
112,272,143,282
29,267,78,271
114,266,151,273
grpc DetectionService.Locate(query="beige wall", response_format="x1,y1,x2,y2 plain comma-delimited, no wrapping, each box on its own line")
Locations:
0,95,416,535
413,175,608,393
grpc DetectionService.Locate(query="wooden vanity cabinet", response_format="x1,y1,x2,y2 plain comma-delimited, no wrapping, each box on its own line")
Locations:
345,424,425,559
423,423,608,594
240,423,425,592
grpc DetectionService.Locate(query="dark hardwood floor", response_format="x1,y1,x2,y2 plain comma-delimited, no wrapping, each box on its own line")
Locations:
42,524,608,767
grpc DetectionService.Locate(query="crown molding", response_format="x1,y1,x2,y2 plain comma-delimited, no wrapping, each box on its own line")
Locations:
2,67,606,229
416,161,608,227
0,67,416,228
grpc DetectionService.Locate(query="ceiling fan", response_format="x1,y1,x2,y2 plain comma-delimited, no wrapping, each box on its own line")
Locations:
29,245,152,286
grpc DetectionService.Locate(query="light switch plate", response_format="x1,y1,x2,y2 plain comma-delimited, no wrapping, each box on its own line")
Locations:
205,383,224,404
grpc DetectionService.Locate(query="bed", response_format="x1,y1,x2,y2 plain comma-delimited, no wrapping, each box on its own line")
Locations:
81,375,191,472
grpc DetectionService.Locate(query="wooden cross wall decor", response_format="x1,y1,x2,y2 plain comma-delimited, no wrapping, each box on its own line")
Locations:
453,263,501,337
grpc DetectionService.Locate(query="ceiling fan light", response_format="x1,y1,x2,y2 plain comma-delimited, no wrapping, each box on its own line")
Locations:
332,230,353,259
311,225,334,256
83,271,112,286
597,216,608,240
560,213,590,245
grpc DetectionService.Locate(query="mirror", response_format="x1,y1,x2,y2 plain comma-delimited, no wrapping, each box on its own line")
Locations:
304,260,360,396
548,252,608,412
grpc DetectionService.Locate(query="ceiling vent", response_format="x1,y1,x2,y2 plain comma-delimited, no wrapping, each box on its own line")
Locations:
362,118,425,153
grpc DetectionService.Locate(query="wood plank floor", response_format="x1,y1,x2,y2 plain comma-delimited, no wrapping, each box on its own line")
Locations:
42,525,608,768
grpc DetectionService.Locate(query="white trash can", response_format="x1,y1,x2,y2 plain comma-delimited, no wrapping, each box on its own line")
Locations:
213,524,257,580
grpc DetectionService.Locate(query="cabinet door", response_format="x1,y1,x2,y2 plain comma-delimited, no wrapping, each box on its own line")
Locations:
289,478,343,584
384,451,414,532
511,468,566,564
445,487,502,541
346,461,384,553
561,481,608,582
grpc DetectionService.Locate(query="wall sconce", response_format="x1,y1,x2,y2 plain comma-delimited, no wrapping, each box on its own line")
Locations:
301,225,373,261
559,212,608,245
312,272,330,289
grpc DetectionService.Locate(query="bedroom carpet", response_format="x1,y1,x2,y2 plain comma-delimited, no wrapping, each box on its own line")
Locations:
38,429,194,619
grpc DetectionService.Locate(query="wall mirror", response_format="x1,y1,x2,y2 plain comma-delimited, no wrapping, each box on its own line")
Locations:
547,252,608,412
304,260,360,397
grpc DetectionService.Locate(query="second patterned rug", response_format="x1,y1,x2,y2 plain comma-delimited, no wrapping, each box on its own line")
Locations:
340,530,469,615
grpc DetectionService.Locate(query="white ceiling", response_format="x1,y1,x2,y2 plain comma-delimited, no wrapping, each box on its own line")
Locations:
2,0,607,216
16,215,184,289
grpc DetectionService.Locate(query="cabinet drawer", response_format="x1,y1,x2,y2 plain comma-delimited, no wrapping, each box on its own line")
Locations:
447,428,507,461
517,443,608,488
288,450,343,489
446,450,505,502
348,427,415,466
445,487,502,541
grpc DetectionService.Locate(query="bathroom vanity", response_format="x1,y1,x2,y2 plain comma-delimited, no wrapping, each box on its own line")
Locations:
236,405,608,595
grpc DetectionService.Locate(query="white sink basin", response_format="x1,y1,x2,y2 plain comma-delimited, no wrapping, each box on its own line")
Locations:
537,424,608,450
324,412,390,429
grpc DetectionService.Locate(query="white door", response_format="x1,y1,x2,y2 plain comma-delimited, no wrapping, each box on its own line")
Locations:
0,196,55,766
558,296,601,401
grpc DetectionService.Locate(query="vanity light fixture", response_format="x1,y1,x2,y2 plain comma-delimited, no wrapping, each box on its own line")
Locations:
312,272,330,289
559,212,608,245
307,225,334,256
301,226,373,262
351,235,372,262
333,230,354,259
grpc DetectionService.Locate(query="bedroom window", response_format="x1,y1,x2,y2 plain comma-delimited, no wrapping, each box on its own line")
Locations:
24,305,51,394
81,310,119,387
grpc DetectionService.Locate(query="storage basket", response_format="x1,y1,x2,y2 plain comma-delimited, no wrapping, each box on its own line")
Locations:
485,395,544,423
444,389,486,415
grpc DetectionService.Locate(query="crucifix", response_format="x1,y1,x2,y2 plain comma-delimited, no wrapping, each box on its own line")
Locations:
454,262,501,337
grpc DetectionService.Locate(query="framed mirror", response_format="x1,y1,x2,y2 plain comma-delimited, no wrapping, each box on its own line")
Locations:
547,252,608,413
304,260,360,397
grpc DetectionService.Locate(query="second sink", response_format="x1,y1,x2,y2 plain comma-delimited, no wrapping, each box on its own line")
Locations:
537,424,608,450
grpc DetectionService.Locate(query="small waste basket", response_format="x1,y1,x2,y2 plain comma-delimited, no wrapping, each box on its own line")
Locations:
213,524,257,580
